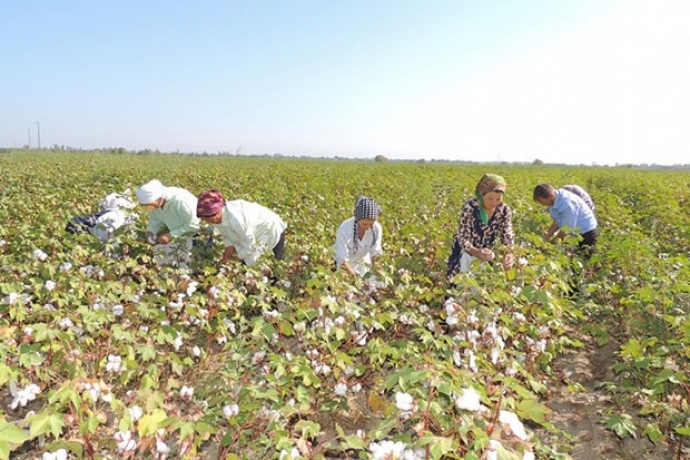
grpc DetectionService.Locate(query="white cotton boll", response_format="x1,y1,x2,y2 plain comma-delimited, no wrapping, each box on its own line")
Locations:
467,309,478,324
264,309,280,321
465,349,478,372
23,326,34,336
216,335,228,345
279,447,300,460
173,334,183,351
369,440,407,460
334,382,348,397
395,392,415,412
418,304,429,314
10,383,41,410
252,351,266,364
452,350,462,367
4,292,19,304
535,339,547,353
334,315,346,326
486,439,502,460
445,303,457,316
44,280,56,291
293,321,306,333
128,405,143,422
490,346,501,365
0,239,6,248
453,388,483,412
33,249,48,261
523,451,535,460
192,346,202,357
58,318,74,329
352,383,362,393
59,262,72,272
426,321,436,332
343,365,355,376
186,281,198,296
403,449,426,460
518,256,528,266
42,449,68,460
513,312,526,322
155,438,170,457
179,385,194,399
115,430,137,453
106,355,123,372
306,348,319,360
223,403,240,418
112,304,124,316
223,318,237,334
499,410,528,440
446,314,459,326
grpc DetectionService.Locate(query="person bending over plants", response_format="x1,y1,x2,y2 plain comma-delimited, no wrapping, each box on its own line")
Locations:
196,189,287,267
333,196,383,277
447,173,515,280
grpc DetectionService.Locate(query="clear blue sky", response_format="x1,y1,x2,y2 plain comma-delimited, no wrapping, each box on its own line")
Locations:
2,1,689,165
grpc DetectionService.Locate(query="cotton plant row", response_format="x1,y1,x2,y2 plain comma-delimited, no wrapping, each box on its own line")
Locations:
4,236,561,459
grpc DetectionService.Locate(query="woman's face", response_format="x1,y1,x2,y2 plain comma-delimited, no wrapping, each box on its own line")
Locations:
482,191,504,212
357,218,375,232
140,197,163,211
200,213,222,225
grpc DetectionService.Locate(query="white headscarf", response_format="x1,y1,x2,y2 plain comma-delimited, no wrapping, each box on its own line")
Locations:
100,189,136,211
137,180,165,205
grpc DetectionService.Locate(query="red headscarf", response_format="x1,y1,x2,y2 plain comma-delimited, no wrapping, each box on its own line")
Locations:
196,189,226,217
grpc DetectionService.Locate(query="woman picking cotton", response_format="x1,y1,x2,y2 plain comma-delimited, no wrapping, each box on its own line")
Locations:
136,179,200,266
196,190,287,267
447,174,514,278
333,197,383,277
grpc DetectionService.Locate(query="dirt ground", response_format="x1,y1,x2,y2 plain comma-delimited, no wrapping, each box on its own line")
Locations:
537,325,688,460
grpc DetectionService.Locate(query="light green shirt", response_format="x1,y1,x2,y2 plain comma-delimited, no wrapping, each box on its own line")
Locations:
146,187,200,238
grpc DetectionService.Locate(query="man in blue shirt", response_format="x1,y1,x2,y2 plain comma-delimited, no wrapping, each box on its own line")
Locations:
533,183,599,259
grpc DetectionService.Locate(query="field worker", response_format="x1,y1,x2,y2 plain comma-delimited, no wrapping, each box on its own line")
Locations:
333,196,383,277
533,183,598,259
196,189,287,266
137,179,200,265
447,173,515,278
66,190,137,241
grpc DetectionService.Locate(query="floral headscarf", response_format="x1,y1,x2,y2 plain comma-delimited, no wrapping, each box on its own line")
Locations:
474,174,506,224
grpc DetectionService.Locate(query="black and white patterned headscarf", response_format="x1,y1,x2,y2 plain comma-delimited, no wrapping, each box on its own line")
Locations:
354,196,382,221
353,197,382,250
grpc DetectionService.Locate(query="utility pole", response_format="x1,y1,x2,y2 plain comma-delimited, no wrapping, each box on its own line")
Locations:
37,122,41,149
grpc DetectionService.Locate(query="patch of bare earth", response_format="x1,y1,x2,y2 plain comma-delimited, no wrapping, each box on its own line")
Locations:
537,325,686,460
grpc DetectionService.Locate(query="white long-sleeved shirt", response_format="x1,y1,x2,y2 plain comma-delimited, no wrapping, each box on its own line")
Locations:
213,200,287,266
146,187,200,238
333,217,383,276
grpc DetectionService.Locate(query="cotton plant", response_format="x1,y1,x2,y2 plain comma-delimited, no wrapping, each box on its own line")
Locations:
78,380,114,404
